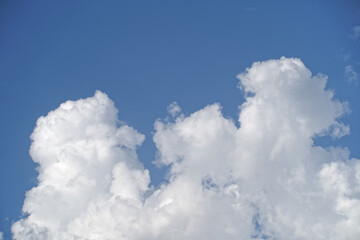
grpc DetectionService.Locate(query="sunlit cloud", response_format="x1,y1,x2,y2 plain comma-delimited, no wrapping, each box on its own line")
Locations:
12,57,360,240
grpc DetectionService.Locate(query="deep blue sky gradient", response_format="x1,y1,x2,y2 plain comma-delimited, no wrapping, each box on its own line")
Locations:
1,1,359,239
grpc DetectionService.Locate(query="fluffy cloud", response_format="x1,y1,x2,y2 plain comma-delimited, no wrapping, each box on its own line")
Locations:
12,57,360,240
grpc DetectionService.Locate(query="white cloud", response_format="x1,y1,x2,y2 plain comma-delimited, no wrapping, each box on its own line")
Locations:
345,65,359,84
350,25,360,39
12,91,149,239
12,57,360,240
0,232,3,240
167,101,182,118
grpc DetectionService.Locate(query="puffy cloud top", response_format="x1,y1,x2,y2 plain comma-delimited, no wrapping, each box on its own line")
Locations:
12,58,360,240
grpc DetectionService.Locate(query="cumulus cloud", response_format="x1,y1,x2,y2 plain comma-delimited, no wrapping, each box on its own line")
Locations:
12,57,360,240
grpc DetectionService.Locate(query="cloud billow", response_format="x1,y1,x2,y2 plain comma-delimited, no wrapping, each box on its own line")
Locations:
12,57,360,240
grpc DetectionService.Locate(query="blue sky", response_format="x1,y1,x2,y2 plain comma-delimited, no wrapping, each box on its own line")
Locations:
1,1,359,239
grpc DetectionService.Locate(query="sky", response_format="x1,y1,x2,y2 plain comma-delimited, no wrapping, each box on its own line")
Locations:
0,0,360,239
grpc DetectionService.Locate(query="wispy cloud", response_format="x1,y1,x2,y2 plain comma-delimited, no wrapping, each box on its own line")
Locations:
339,52,351,62
345,65,359,84
349,25,360,39
245,7,256,11
12,58,359,240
